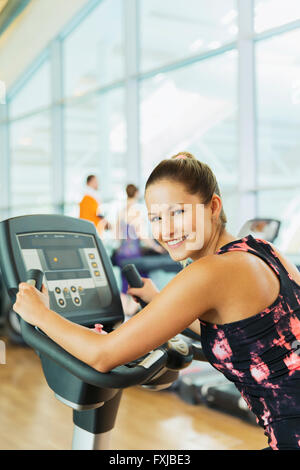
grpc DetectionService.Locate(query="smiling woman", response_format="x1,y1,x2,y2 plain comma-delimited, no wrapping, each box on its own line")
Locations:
12,152,300,450
145,152,228,262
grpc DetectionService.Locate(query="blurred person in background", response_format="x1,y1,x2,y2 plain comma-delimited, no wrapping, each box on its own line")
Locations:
79,175,111,237
112,184,165,316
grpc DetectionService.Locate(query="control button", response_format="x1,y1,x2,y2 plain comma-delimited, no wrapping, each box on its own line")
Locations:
92,262,98,268
58,298,65,307
55,287,61,294
63,287,69,294
94,271,100,277
74,297,80,305
78,286,84,293
89,254,95,259
170,337,179,343
71,286,77,292
176,343,189,355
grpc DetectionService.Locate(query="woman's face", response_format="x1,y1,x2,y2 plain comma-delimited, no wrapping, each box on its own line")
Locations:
145,180,221,262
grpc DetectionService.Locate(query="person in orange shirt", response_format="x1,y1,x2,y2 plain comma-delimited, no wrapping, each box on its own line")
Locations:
79,175,110,236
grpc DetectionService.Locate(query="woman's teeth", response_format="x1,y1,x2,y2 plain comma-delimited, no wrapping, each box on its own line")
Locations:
167,236,187,247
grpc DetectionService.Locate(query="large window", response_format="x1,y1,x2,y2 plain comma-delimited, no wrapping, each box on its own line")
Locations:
140,51,238,231
10,112,53,216
64,87,127,214
63,0,124,98
0,117,8,221
140,0,237,72
258,189,300,254
255,0,300,33
256,29,300,253
10,59,51,119
2,0,300,253
256,30,300,188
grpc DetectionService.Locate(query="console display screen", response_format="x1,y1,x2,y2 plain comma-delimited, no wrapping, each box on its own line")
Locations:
44,248,83,271
16,231,112,315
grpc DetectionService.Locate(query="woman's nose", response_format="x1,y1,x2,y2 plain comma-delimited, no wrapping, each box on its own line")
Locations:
161,216,178,240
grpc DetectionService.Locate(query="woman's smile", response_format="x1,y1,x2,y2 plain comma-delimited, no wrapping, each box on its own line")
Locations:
165,235,188,249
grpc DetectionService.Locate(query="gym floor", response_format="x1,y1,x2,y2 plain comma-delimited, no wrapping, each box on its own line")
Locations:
0,342,268,450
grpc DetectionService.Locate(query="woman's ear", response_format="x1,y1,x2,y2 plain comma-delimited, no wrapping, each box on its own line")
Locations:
211,194,222,219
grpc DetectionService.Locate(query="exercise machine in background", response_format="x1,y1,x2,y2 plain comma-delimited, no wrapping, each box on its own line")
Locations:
238,218,281,243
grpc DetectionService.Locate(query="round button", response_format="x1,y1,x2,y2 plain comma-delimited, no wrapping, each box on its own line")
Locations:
58,298,65,307
74,297,80,305
71,286,77,292
55,287,61,294
176,343,189,355
92,262,98,268
170,337,179,343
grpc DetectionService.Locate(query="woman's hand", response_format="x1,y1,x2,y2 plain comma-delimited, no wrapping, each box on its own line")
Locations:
127,278,160,305
13,283,50,328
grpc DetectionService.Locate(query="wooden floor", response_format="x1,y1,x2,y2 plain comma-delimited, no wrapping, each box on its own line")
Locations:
0,341,268,450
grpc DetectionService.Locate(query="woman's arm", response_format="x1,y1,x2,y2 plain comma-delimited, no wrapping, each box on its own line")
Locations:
13,256,218,373
127,279,201,335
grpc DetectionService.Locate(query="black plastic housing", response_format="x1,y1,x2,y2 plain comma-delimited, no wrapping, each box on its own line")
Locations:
0,214,124,328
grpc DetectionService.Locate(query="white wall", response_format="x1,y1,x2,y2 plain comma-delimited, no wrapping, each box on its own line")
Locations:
0,0,89,90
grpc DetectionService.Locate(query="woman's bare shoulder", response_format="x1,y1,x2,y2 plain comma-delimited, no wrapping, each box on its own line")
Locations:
189,250,277,301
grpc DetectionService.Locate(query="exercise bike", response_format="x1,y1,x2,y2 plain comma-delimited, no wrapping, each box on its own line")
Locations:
0,214,206,450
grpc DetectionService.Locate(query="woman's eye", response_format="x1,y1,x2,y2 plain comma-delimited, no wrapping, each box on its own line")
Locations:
173,209,184,216
150,209,184,222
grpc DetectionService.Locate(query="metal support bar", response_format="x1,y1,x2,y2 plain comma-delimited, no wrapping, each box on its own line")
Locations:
237,0,257,228
72,390,123,450
72,426,112,450
51,39,65,214
124,0,141,188
0,103,10,219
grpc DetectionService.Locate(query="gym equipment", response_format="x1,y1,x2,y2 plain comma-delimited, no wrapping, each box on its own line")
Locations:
238,218,281,243
0,214,205,450
114,254,182,274
239,218,300,271
172,362,256,424
0,272,23,344
122,264,148,309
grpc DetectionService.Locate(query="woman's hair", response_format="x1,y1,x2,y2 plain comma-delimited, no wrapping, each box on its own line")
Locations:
145,151,227,228
126,184,139,199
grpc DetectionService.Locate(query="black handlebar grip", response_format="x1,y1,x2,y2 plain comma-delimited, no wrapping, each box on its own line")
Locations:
122,264,147,309
26,269,44,292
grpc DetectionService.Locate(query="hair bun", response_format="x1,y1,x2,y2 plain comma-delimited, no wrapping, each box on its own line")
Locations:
171,152,197,161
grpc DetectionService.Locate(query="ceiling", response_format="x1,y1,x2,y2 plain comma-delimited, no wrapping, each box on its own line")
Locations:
0,0,9,15
0,0,31,36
